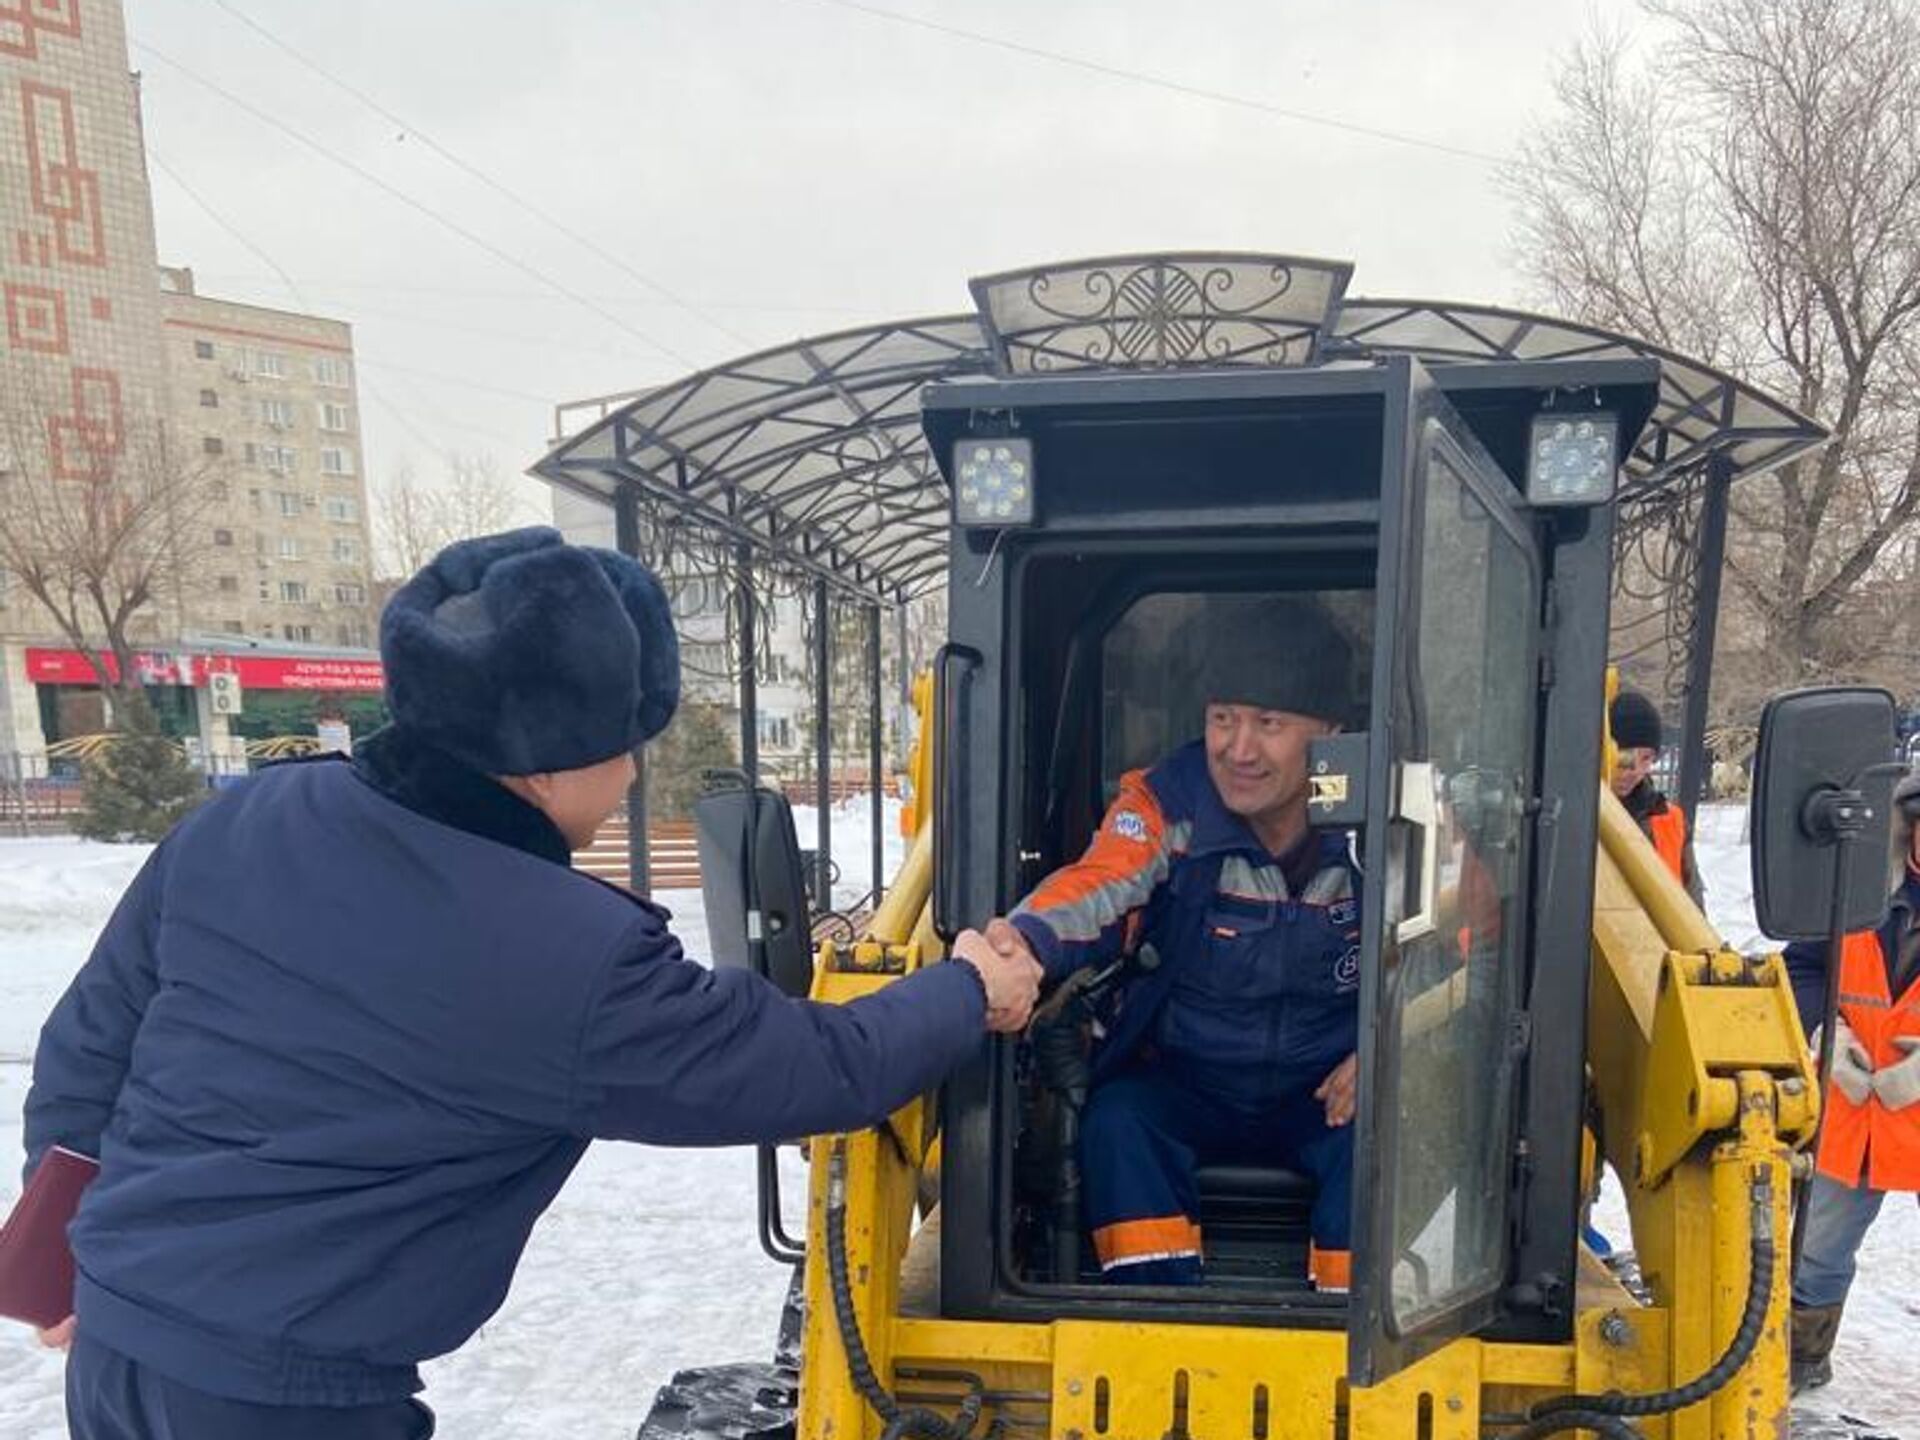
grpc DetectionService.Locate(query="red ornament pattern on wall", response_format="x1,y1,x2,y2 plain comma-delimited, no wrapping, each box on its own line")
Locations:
19,79,104,267
4,279,67,352
0,0,81,61
2,1,133,491
45,365,122,479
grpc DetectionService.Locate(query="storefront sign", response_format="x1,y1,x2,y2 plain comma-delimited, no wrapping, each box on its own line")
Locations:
25,648,384,694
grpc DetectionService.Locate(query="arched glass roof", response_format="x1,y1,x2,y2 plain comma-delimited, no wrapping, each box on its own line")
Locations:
533,253,1825,606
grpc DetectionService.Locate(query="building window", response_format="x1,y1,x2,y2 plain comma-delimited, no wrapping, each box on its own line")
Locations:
258,398,295,428
319,447,354,477
279,580,309,603
319,402,352,432
255,445,296,475
274,491,301,518
209,479,228,500
284,623,314,642
323,495,358,522
202,436,224,456
331,537,359,563
278,536,301,561
194,340,215,360
334,582,367,605
217,575,239,592
198,389,218,408
213,528,233,546
312,355,351,387
757,714,792,749
224,620,244,634
338,622,369,647
258,579,271,601
251,350,288,379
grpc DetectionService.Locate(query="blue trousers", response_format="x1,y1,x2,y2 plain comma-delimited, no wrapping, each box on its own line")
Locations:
67,1332,435,1439
1792,1173,1917,1310
1080,1064,1353,1287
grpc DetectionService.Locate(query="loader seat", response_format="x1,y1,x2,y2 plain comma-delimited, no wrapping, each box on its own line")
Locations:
1193,1163,1315,1289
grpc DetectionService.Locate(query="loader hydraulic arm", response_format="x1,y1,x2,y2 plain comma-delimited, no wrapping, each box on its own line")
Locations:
1582,785,1818,1440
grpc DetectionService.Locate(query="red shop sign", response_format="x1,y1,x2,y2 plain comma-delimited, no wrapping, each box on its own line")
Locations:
26,647,384,693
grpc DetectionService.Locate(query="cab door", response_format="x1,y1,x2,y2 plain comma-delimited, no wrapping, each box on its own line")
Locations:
1349,363,1544,1384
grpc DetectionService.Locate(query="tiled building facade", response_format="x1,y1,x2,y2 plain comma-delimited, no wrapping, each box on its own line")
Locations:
0,0,383,770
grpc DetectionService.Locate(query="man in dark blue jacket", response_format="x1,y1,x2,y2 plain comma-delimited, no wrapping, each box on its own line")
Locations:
22,528,1038,1438
983,597,1363,1291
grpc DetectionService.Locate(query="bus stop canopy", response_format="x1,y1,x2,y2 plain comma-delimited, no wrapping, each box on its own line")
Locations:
533,252,1826,609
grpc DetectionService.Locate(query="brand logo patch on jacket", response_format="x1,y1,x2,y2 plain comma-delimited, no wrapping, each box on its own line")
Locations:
1329,898,1358,928
1335,945,1361,990
1110,809,1150,842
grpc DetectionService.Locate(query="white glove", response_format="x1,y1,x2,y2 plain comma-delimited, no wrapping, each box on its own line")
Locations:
1811,1021,1875,1107
1871,1035,1920,1111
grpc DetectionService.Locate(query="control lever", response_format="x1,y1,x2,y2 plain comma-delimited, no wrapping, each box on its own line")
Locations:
1030,942,1160,1028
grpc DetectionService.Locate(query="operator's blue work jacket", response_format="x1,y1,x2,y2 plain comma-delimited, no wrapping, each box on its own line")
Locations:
23,727,985,1408
1011,741,1362,1103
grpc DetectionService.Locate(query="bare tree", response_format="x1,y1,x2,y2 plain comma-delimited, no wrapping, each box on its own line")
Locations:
373,452,539,578
1509,0,1920,709
0,369,223,722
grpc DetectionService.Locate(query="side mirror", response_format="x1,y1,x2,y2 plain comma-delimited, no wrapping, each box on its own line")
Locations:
1750,687,1898,942
693,772,816,998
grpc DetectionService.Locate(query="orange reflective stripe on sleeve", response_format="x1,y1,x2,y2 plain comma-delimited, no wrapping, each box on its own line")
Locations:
1012,770,1186,945
1093,1215,1203,1270
1308,1244,1351,1292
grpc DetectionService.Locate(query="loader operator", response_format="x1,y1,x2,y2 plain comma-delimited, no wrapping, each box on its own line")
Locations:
984,596,1362,1291
20,528,1039,1439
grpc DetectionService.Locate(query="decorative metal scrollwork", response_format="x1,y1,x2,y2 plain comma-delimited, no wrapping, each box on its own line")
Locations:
972,253,1352,374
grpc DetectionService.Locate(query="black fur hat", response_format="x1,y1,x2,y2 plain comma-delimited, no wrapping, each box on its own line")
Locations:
1200,596,1359,726
380,527,679,776
1610,690,1663,752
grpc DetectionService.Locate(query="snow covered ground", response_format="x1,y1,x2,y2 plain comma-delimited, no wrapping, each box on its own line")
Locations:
1,802,1914,1436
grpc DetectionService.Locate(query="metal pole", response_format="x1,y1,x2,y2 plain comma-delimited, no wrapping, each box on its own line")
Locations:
1675,451,1733,821
613,487,650,896
813,579,832,908
869,603,885,904
738,546,759,783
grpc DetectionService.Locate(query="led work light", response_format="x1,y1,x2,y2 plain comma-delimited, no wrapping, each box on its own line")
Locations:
1526,413,1619,507
953,438,1034,526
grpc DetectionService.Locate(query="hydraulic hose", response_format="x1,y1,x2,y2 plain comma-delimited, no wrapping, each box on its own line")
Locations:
824,1142,997,1440
1527,1172,1776,1424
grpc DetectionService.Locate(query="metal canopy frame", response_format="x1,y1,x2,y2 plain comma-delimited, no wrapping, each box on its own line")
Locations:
536,254,1830,877
534,252,1826,610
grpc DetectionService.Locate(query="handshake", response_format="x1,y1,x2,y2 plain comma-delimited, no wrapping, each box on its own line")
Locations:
952,917,1045,1034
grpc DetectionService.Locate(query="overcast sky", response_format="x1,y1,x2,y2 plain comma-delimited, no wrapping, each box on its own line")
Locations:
124,0,1639,511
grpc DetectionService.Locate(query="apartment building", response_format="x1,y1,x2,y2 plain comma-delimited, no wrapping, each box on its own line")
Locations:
157,266,378,649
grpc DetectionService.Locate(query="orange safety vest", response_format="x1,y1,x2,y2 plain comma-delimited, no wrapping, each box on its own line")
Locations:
1645,805,1688,885
1818,929,1920,1192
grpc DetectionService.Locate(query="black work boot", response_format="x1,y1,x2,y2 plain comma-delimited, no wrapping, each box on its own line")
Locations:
1790,1302,1843,1394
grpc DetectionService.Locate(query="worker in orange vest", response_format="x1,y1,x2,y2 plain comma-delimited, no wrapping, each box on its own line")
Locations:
1783,769,1920,1392
1609,690,1703,905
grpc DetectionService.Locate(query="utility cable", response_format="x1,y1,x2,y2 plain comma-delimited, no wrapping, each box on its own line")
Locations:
803,0,1504,166
135,40,703,371
199,0,757,350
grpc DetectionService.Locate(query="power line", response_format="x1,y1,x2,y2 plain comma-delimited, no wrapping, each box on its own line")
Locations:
802,0,1505,167
200,0,757,350
134,40,706,371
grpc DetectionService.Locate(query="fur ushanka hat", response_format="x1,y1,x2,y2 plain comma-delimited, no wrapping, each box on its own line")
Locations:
380,527,679,776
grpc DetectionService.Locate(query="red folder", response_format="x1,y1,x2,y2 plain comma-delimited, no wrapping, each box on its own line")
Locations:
0,1146,100,1328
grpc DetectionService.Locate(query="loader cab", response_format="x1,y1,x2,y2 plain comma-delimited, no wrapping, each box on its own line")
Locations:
924,356,1659,1384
